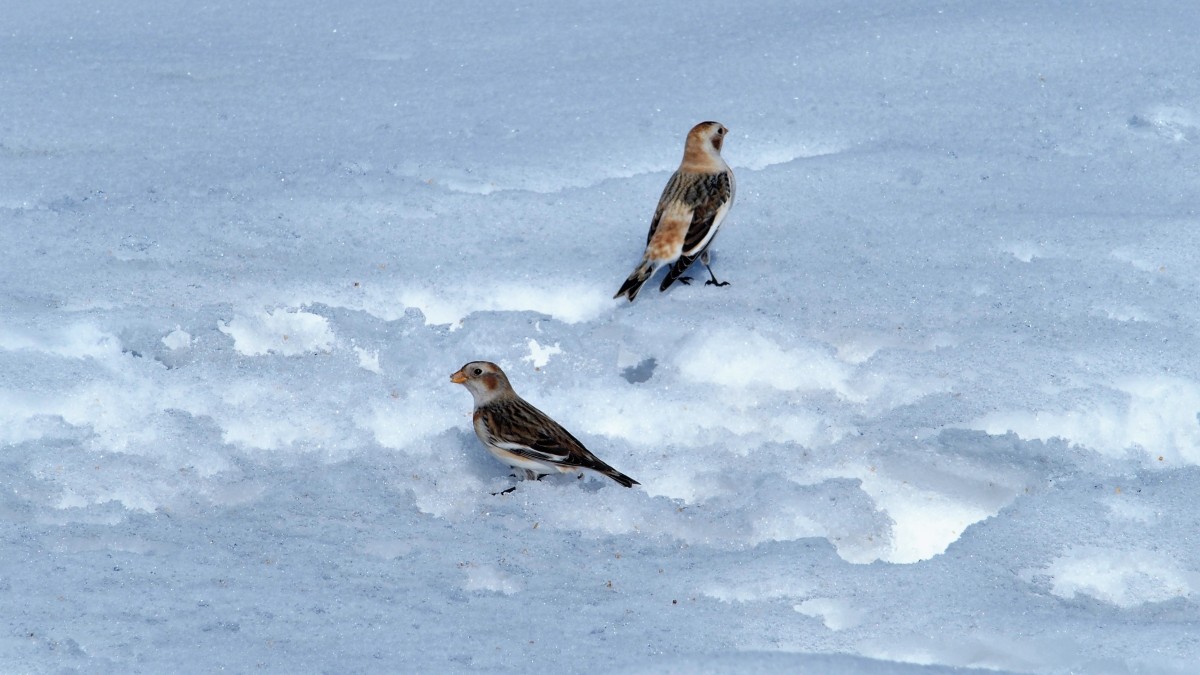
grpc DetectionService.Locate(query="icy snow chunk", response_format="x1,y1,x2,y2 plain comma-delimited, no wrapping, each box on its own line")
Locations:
828,441,1033,564
1031,548,1198,607
858,473,1001,564
49,381,172,452
218,309,335,356
353,345,381,374
215,380,351,452
462,564,523,595
362,394,459,451
0,324,122,361
794,598,866,631
399,283,609,326
675,329,856,399
161,327,192,350
827,329,958,365
973,375,1200,465
586,385,850,450
522,338,561,369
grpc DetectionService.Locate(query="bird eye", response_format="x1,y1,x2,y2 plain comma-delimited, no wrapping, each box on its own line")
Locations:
473,368,483,376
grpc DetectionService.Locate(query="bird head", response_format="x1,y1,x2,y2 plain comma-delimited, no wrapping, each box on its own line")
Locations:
690,121,728,153
682,121,729,171
450,361,514,405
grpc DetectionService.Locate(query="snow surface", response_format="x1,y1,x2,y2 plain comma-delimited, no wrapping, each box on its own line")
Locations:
3,0,1200,672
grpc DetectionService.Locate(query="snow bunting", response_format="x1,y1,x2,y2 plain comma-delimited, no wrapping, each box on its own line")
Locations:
614,121,736,302
450,361,639,488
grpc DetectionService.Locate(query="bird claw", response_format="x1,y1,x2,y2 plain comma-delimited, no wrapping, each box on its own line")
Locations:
677,276,694,286
705,279,730,287
491,486,518,496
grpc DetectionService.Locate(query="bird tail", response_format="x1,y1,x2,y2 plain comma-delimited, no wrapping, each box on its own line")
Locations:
595,462,640,488
659,253,699,292
614,259,656,302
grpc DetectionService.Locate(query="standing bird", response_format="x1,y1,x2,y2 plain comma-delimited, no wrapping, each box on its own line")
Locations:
614,121,736,302
450,361,639,489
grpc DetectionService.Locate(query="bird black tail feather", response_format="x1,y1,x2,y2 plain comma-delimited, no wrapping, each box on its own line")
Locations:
600,466,639,488
614,260,655,302
659,254,699,292
583,456,639,488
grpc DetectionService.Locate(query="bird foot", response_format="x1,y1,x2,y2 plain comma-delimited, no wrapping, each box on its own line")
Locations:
677,276,694,286
491,486,517,496
705,279,730,287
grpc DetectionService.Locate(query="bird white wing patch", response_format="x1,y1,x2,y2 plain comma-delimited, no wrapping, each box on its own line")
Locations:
491,439,569,461
682,198,732,258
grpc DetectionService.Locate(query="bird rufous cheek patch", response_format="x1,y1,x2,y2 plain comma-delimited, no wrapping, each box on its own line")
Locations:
482,373,500,391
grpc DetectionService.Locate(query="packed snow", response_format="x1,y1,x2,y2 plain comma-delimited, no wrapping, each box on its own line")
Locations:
3,0,1199,672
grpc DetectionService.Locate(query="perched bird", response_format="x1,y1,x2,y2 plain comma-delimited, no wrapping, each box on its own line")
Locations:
450,361,639,489
614,121,736,302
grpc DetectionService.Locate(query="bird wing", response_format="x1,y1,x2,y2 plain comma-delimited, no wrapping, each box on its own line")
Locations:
480,399,588,465
645,171,685,245
679,170,733,258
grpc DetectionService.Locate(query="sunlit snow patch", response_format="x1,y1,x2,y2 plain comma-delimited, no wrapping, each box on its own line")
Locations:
1027,548,1198,607
972,375,1200,465
0,323,122,361
354,345,382,373
361,394,460,451
855,472,1004,564
794,598,866,630
522,338,562,369
675,329,858,400
585,385,850,451
161,326,192,350
218,309,335,356
462,564,523,595
399,283,609,326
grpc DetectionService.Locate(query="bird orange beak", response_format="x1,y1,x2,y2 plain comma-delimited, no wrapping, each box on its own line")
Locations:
450,370,467,384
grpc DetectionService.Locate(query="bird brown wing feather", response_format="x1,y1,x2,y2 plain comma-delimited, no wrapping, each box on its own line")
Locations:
481,399,578,462
481,399,640,487
680,171,732,253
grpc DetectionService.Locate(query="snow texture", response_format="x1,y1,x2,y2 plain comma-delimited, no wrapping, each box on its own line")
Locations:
3,1,1200,673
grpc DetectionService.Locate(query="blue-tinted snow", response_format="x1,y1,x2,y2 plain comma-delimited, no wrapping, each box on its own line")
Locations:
3,1,1199,672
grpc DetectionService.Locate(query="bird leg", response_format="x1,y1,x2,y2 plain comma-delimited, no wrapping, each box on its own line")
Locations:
702,261,729,287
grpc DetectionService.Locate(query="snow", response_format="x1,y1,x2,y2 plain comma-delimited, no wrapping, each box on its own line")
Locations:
3,0,1200,672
